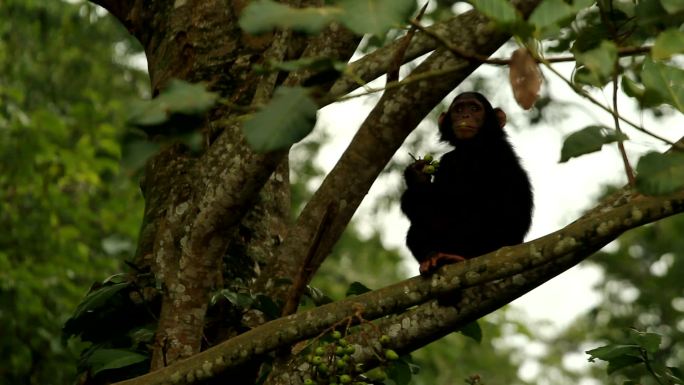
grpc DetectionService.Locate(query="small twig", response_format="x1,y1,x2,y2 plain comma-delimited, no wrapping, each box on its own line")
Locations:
281,202,338,316
327,66,463,104
388,2,429,83
641,349,666,385
611,55,636,186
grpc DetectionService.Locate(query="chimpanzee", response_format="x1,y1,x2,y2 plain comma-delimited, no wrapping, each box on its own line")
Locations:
401,92,533,275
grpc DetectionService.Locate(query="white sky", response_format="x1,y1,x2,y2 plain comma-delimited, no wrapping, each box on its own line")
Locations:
311,55,684,333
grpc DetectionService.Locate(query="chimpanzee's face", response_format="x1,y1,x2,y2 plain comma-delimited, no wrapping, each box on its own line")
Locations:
449,96,485,140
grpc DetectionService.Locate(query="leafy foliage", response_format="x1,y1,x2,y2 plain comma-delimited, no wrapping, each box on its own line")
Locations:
127,79,217,128
0,1,147,384
635,151,684,195
243,86,319,152
559,126,628,163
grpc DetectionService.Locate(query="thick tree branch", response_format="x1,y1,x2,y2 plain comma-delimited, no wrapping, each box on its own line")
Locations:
272,249,593,385
112,182,684,385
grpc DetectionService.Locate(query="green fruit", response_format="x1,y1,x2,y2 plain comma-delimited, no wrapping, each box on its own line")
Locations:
304,379,315,385
312,356,323,365
336,359,347,368
422,165,436,174
315,346,325,356
339,374,352,384
379,335,391,345
384,349,399,361
338,338,348,347
423,154,434,162
335,346,345,356
331,330,342,339
344,345,355,354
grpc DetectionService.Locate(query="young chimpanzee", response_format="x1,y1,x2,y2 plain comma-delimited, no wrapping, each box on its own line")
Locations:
401,92,533,275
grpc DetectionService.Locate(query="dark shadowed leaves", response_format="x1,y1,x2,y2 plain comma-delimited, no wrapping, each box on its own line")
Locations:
386,357,413,385
345,281,372,296
86,348,148,376
457,321,483,343
67,282,130,324
635,151,684,195
559,126,628,163
243,86,318,152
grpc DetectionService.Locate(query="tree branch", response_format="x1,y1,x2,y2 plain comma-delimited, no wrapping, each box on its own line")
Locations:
112,171,684,385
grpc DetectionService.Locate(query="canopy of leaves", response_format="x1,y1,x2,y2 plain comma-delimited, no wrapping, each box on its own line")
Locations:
0,1,147,384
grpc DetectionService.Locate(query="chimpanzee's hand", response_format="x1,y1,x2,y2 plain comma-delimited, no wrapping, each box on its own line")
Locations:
404,160,431,186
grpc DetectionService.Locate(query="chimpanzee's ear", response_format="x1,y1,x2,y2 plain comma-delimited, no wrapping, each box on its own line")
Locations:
438,112,447,126
494,108,507,128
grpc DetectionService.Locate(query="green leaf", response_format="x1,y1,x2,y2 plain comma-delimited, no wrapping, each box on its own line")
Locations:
120,139,160,172
628,329,661,353
607,355,644,374
667,367,684,384
574,40,618,85
559,126,628,163
338,0,416,37
254,294,282,319
217,289,255,309
641,57,684,112
386,358,412,385
652,29,684,60
345,281,372,296
529,0,575,30
661,0,684,13
586,344,642,362
457,321,483,343
127,79,217,127
243,86,318,152
304,285,333,305
470,0,520,24
69,282,130,322
86,348,148,376
635,152,684,195
239,0,340,34
621,76,645,99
